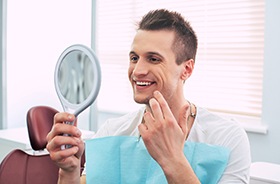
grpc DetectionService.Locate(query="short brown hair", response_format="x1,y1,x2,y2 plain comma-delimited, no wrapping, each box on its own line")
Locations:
138,9,198,65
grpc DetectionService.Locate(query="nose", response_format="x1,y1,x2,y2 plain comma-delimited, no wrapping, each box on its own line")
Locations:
132,59,148,76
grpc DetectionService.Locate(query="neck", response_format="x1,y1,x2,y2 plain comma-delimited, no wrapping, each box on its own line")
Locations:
186,101,196,132
144,98,196,127
143,99,196,140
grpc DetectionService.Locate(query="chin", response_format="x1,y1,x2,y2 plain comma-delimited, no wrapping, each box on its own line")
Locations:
133,95,151,105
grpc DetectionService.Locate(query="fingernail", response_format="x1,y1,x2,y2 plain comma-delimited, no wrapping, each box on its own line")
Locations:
154,90,159,96
68,115,75,121
76,138,81,144
74,146,79,152
149,98,156,105
76,129,82,136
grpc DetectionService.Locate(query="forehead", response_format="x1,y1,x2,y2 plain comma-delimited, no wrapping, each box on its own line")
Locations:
131,30,175,57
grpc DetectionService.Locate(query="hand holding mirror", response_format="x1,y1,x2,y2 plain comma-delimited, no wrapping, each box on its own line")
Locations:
54,44,101,149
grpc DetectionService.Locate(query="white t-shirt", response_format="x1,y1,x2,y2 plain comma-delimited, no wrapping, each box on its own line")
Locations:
88,106,251,183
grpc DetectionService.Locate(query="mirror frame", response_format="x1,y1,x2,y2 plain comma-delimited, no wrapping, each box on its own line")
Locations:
54,44,101,116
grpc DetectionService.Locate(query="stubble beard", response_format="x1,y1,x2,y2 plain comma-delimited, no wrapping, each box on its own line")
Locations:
133,92,152,105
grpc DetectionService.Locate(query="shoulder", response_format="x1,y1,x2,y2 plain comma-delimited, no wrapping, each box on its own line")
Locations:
190,107,251,183
190,107,248,146
190,107,250,157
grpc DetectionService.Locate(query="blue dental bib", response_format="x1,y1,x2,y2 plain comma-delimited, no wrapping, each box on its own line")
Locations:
85,136,229,184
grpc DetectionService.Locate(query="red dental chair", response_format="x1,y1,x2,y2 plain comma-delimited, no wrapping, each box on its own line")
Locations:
0,105,85,184
0,106,59,184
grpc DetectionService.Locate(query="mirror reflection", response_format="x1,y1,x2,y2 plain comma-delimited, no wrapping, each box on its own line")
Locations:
58,50,94,104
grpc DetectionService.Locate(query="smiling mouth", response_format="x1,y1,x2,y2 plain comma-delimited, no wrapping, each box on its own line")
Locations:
134,80,156,87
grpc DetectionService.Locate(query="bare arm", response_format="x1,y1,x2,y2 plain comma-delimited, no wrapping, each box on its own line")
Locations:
46,112,84,184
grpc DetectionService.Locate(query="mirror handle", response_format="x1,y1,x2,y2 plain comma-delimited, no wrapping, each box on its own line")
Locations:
61,121,74,150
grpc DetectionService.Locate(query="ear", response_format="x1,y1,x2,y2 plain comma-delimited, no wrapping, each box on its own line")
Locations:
181,59,195,81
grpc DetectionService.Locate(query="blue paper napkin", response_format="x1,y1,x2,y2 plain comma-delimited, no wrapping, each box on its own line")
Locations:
85,136,229,184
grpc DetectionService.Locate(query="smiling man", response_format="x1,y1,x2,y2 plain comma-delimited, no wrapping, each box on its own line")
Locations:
47,9,251,184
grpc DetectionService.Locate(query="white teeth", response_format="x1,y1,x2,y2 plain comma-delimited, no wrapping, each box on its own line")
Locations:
136,81,152,86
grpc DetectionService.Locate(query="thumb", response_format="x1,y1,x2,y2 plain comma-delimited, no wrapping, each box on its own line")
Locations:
178,104,190,138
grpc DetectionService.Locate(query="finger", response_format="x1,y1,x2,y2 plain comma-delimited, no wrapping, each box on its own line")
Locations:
178,104,189,136
47,112,77,138
47,135,81,151
138,123,148,134
54,112,75,125
143,110,154,128
50,145,79,163
47,123,81,142
149,97,164,122
153,91,174,120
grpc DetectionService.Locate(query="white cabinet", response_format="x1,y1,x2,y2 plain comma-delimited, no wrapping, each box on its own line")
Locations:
250,162,280,184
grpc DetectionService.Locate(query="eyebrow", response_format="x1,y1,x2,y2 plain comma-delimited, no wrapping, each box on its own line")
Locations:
129,51,164,58
129,51,137,56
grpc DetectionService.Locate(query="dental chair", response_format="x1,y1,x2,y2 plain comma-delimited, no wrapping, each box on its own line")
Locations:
0,105,86,184
0,106,59,184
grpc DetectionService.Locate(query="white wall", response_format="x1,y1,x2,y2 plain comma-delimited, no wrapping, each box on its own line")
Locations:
246,0,280,164
5,0,92,130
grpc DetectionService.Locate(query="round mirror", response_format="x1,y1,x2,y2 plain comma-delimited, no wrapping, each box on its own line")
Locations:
54,44,101,118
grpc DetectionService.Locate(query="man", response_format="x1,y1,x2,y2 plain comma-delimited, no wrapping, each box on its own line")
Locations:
46,9,251,183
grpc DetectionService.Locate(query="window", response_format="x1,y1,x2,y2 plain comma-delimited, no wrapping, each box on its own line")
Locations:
5,0,91,128
95,0,265,131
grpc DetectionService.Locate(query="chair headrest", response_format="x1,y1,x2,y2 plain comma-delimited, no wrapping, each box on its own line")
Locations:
26,106,58,150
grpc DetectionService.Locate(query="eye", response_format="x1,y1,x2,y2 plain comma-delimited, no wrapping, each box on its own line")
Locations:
148,57,161,63
130,55,139,63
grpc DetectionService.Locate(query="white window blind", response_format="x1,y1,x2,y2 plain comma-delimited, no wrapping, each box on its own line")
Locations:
95,0,265,119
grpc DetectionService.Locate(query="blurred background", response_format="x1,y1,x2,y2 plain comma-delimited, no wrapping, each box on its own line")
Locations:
0,0,280,167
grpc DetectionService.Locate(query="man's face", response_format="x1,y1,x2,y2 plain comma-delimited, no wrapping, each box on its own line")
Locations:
128,30,184,105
